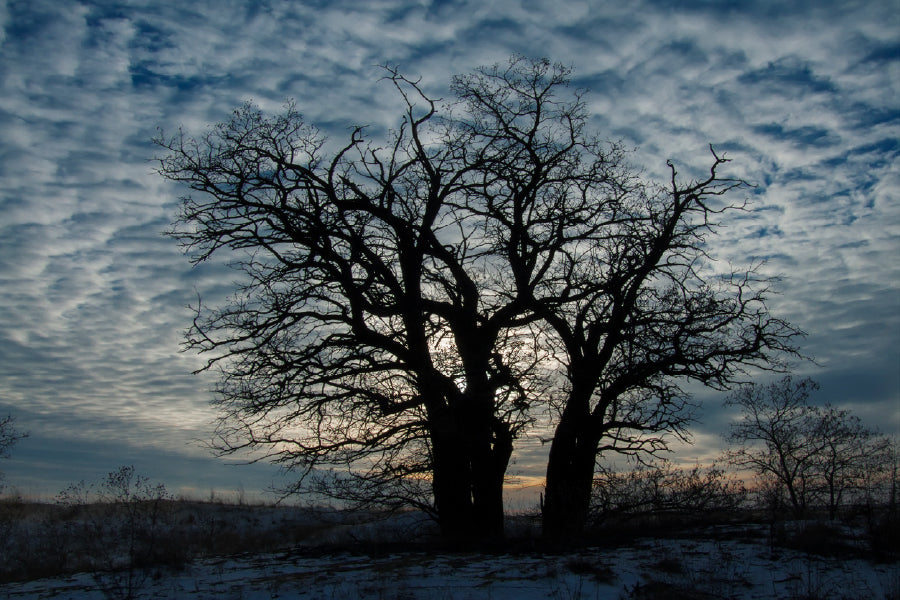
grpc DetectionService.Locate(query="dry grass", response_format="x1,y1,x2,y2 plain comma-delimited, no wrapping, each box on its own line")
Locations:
0,497,336,585
2,493,896,600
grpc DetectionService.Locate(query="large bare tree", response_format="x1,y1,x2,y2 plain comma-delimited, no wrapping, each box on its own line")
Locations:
533,152,803,538
156,63,553,541
446,59,802,538
157,56,800,541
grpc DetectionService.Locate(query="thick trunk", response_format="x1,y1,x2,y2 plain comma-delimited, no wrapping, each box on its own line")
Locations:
542,414,598,541
454,331,513,542
431,429,476,541
470,417,513,539
430,402,511,543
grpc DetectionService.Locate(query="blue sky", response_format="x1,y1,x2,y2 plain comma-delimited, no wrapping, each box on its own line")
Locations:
1,0,897,503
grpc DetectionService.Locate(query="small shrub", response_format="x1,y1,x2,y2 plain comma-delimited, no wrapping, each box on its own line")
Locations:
779,521,855,557
564,556,615,583
625,580,716,600
590,458,747,528
869,510,900,560
650,556,684,575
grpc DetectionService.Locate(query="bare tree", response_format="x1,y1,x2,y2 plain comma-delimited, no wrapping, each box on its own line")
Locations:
441,58,801,539
0,414,27,490
0,414,25,460
156,60,560,541
813,404,891,519
57,466,171,600
533,147,803,537
724,377,822,518
157,56,800,541
725,376,889,519
874,438,899,512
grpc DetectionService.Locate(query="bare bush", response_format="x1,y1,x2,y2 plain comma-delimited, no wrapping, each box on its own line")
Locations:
54,466,173,599
589,458,747,526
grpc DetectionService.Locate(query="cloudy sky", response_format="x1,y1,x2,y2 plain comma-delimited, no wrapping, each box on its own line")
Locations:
1,0,897,503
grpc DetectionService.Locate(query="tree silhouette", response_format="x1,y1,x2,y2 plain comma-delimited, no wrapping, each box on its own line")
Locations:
446,60,801,539
157,56,800,541
157,60,558,541
0,414,25,460
527,150,802,538
726,376,891,519
0,414,27,491
728,377,825,518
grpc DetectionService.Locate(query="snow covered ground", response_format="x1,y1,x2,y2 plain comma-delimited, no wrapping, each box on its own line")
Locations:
3,521,897,599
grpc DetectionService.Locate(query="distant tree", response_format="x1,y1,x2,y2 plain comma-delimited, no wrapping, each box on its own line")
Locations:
0,414,27,490
814,405,892,519
872,438,900,512
57,466,171,599
724,377,822,518
724,376,889,519
0,414,26,459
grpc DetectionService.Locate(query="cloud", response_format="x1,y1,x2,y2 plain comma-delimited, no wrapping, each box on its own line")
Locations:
0,0,897,498
2,426,284,500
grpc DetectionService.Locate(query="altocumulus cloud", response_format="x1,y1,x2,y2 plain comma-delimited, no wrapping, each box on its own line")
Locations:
0,0,897,499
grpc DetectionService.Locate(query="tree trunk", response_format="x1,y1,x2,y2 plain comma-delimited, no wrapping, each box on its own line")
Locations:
431,428,476,541
449,331,514,543
470,417,514,540
784,475,804,519
542,415,598,541
430,401,511,543
828,480,837,521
